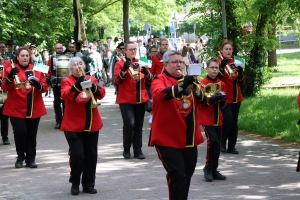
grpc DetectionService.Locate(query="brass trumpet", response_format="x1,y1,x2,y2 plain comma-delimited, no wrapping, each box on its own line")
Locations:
177,70,202,96
200,83,216,98
76,64,100,108
218,51,234,78
120,54,139,80
10,60,25,89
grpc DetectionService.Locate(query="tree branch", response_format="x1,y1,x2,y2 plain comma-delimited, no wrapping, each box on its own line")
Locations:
91,0,121,16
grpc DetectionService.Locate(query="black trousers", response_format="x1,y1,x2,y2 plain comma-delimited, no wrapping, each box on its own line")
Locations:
66,131,99,188
119,103,145,150
221,103,241,150
155,145,198,200
53,86,64,123
0,102,9,140
10,117,40,163
203,126,221,172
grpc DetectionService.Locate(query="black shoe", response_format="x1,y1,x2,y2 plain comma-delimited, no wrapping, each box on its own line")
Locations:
26,162,37,168
83,187,97,194
203,167,213,182
213,171,226,180
220,144,226,153
15,156,24,168
123,150,131,159
3,139,10,145
54,122,60,129
71,184,79,195
134,150,145,159
227,148,239,154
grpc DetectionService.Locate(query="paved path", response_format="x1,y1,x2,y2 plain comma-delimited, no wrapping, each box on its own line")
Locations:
0,85,300,200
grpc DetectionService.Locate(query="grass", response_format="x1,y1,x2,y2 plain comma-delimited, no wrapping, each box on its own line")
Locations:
268,52,300,85
239,88,300,143
239,52,300,143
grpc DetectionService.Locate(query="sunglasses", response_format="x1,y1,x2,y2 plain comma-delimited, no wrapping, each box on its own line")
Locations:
119,48,125,50
0,46,5,48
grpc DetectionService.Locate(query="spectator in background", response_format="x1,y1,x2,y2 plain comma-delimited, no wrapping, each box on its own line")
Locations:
181,46,191,74
146,39,153,59
152,35,160,49
136,39,147,58
101,44,111,87
188,47,198,64
29,44,43,65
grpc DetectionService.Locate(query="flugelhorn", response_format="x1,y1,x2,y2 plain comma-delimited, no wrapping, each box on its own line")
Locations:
200,83,216,98
177,70,202,96
218,51,234,78
120,54,139,80
76,63,100,108
10,60,25,89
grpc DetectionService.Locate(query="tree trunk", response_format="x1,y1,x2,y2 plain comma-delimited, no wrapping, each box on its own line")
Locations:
267,20,277,67
123,0,129,42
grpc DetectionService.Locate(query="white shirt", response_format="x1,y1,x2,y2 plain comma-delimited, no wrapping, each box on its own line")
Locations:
136,46,147,58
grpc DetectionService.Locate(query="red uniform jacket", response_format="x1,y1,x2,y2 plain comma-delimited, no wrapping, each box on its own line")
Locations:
60,75,106,132
217,58,246,103
1,60,47,118
114,58,150,104
198,76,226,126
148,71,204,148
150,52,164,75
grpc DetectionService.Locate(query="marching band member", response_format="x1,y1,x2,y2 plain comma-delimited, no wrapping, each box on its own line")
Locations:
217,41,246,154
148,50,204,199
150,38,169,76
198,58,227,182
114,41,152,160
46,43,66,129
60,57,105,195
0,55,9,145
1,48,48,168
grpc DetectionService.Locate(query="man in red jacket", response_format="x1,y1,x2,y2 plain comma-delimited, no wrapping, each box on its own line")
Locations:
149,50,204,200
150,38,169,76
114,41,152,159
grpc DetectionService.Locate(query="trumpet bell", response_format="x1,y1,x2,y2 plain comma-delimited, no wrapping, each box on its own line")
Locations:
201,83,216,98
128,68,139,80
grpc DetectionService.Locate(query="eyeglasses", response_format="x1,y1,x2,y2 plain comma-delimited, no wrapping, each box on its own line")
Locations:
119,48,125,50
208,66,219,70
127,48,137,52
0,46,5,48
168,61,185,65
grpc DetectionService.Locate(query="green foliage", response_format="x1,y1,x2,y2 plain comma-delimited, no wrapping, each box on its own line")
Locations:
239,88,300,142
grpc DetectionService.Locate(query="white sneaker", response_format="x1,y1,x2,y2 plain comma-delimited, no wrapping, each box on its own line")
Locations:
148,114,153,125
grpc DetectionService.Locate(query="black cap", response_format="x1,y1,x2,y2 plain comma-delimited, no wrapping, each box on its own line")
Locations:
5,40,15,45
153,35,159,38
117,42,124,49
114,37,119,42
30,44,37,48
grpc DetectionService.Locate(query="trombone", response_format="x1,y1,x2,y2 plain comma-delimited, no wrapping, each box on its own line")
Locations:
218,51,234,78
120,54,139,80
76,63,100,108
10,60,25,89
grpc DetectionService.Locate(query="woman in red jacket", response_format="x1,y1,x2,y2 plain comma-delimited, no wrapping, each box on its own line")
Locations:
60,57,106,195
114,42,152,160
1,48,48,169
217,41,246,154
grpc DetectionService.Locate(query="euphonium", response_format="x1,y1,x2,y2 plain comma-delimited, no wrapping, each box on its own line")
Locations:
218,51,234,78
120,54,139,80
10,60,25,89
77,64,100,108
200,83,216,98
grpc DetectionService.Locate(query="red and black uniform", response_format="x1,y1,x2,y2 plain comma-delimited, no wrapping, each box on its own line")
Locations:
297,93,300,172
217,57,246,152
150,52,164,76
60,75,105,189
0,58,9,143
114,58,151,154
149,71,204,200
1,60,47,164
198,75,226,173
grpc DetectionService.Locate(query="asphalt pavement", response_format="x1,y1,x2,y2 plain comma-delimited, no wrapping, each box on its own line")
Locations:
0,84,300,200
